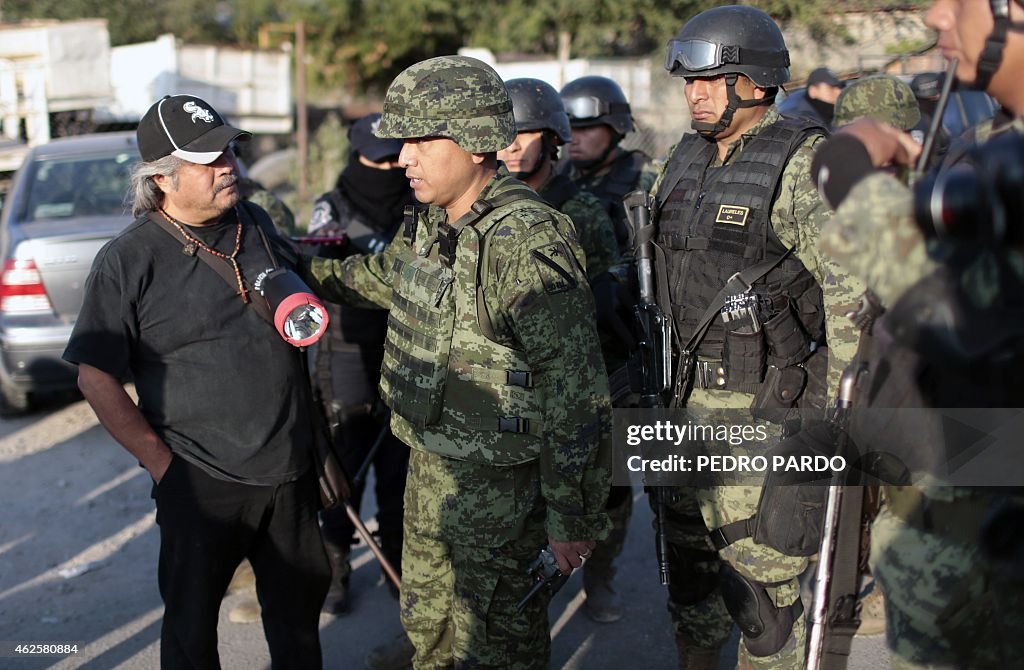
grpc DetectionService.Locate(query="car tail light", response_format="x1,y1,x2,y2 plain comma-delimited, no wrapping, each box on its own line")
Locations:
0,259,54,313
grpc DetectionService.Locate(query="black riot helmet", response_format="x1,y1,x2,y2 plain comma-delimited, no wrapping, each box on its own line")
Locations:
505,78,573,144
665,5,790,138
559,76,634,136
665,5,790,87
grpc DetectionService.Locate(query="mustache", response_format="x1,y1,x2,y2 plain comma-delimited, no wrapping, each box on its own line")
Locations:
214,174,239,194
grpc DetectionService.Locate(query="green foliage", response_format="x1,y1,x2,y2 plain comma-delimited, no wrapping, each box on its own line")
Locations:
3,0,231,45
6,0,846,93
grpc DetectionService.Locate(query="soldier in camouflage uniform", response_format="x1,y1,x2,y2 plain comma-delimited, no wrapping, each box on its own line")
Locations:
811,0,1024,666
497,78,619,283
498,77,632,623
301,55,612,669
647,6,864,668
558,73,657,625
559,75,660,258
833,75,921,132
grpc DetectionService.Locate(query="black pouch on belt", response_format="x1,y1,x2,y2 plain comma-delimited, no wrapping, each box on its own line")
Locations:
722,324,766,392
763,298,811,368
749,364,807,424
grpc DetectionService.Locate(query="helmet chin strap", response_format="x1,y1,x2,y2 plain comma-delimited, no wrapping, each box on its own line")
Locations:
510,133,554,181
691,74,775,140
973,0,1024,91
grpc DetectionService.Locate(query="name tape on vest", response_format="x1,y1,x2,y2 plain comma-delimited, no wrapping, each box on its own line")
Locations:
715,205,750,226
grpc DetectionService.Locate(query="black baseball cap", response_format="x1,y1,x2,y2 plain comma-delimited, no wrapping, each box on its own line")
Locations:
137,94,251,164
911,72,945,100
349,113,403,162
807,67,844,88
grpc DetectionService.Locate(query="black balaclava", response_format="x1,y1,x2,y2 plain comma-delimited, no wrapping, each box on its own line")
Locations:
337,152,411,232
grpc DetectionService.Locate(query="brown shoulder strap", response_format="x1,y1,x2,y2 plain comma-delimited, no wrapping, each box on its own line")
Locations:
148,210,275,325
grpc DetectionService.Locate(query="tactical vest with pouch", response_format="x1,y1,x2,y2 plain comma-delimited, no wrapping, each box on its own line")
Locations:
655,117,827,401
380,177,579,465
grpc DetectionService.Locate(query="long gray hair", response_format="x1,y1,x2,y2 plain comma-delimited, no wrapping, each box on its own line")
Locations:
128,155,186,218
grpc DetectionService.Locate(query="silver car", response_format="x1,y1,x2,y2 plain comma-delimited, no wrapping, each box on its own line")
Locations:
0,132,138,415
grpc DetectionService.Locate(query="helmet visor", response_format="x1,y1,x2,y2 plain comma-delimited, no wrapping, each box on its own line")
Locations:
664,39,722,75
562,95,611,121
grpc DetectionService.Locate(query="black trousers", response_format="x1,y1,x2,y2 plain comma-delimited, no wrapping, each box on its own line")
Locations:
320,411,409,570
154,456,330,670
318,346,409,571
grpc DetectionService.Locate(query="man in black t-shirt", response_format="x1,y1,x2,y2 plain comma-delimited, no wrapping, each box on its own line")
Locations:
63,94,330,669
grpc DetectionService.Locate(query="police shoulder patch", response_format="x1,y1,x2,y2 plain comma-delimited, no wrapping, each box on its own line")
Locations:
530,241,578,294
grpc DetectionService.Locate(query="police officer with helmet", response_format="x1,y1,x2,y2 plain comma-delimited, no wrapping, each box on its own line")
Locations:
645,5,864,668
559,75,658,257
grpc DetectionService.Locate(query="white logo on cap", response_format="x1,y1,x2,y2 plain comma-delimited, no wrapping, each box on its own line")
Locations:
371,118,382,134
182,101,215,124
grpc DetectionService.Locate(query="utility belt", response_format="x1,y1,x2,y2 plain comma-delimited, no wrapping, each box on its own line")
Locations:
684,294,828,417
884,485,996,546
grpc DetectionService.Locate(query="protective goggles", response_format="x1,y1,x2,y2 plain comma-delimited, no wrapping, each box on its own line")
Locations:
562,96,629,121
664,39,789,75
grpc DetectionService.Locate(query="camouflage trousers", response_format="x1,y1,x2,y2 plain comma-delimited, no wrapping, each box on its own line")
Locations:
399,449,551,669
655,389,807,670
587,485,632,577
869,490,1024,670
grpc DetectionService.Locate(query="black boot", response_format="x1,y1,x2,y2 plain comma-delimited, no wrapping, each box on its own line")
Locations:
322,541,352,615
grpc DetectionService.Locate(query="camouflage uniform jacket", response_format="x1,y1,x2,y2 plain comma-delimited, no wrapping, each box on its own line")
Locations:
303,169,612,542
536,171,619,279
820,115,1024,308
652,107,864,399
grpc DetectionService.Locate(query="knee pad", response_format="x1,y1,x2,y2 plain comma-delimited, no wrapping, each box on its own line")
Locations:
718,563,803,657
667,546,720,606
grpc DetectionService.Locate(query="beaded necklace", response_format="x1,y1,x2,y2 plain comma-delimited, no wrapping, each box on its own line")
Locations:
158,207,249,303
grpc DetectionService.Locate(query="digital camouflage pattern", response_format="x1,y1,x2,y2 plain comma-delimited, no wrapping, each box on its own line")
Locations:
820,117,1024,308
302,168,611,668
375,55,516,153
538,175,619,279
821,117,1024,670
648,107,865,669
834,75,921,130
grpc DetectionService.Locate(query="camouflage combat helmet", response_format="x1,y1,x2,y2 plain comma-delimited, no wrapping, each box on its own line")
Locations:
505,78,572,144
375,55,515,153
834,75,921,130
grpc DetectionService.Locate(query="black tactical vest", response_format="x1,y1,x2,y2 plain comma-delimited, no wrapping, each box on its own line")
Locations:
539,172,581,210
586,150,649,252
655,118,826,373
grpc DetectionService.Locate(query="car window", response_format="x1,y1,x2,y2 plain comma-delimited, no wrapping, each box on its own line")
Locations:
19,150,136,222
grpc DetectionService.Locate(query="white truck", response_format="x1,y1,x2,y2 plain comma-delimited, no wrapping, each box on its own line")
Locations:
0,20,292,196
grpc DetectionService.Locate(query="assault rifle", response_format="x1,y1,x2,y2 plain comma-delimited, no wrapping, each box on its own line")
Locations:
623,190,674,585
